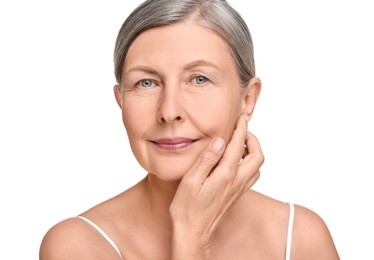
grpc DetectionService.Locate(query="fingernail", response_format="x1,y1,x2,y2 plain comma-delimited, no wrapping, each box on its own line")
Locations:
211,138,224,152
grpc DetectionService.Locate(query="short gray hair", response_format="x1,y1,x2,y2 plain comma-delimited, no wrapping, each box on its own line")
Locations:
114,0,255,88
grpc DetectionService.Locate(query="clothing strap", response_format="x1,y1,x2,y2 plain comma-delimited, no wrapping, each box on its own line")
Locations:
77,216,124,260
285,202,295,260
77,204,295,260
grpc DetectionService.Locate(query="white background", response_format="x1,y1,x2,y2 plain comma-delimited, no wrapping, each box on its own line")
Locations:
1,0,373,259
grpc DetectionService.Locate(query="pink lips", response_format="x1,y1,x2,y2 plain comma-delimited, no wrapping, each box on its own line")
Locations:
152,138,197,150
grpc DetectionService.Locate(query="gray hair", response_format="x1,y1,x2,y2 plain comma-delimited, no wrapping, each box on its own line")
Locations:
114,0,255,88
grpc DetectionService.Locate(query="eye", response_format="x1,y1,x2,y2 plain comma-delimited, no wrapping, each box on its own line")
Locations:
137,79,154,88
192,75,208,85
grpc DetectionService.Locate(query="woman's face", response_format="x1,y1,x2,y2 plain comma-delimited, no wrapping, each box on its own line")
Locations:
115,21,256,181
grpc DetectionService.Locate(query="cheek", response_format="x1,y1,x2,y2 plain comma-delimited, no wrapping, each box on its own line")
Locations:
122,96,155,133
189,94,241,141
121,100,155,173
121,98,155,156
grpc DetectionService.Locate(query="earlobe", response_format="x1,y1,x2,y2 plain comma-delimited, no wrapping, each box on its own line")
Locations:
113,85,122,109
242,77,262,121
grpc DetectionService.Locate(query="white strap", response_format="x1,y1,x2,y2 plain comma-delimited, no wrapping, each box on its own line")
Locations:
285,202,295,260
77,216,124,260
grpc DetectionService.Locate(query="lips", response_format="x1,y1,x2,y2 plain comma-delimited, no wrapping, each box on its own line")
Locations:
151,138,197,150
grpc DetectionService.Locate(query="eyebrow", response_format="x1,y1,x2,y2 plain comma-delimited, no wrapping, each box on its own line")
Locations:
183,59,220,70
125,65,159,75
125,59,220,75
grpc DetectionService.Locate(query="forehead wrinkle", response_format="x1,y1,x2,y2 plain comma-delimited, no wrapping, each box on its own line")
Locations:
123,23,234,79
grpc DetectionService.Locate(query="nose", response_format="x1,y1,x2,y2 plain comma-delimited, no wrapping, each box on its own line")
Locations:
157,85,186,124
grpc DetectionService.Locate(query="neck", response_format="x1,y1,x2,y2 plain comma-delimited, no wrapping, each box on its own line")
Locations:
145,173,180,210
138,173,181,227
124,174,181,256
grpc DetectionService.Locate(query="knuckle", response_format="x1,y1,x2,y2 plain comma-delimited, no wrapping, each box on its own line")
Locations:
219,170,232,183
200,152,218,166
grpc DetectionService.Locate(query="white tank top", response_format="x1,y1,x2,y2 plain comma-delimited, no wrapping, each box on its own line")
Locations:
77,202,295,260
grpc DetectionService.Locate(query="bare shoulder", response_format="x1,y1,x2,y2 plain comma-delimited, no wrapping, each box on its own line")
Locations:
39,217,122,260
234,191,340,259
292,204,340,259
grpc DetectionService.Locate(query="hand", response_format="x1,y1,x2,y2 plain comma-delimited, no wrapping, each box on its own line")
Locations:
169,115,264,259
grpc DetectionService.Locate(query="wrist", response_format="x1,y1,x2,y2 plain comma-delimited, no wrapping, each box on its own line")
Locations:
171,222,212,260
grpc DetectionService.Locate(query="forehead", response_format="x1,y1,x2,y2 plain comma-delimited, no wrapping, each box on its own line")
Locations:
123,21,235,71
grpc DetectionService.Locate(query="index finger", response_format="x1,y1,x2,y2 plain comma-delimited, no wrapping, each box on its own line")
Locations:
217,114,248,169
182,137,225,185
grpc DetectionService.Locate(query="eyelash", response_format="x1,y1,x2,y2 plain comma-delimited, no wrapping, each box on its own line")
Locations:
135,79,157,89
134,75,210,89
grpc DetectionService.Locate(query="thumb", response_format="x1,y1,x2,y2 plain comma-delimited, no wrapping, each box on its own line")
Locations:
182,138,225,184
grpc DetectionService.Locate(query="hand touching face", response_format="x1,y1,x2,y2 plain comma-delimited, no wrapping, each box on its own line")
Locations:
115,21,260,181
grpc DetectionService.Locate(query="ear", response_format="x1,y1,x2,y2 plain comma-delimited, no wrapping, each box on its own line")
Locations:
113,85,122,109
241,77,261,121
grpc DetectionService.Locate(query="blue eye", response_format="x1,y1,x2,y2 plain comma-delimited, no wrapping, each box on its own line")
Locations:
138,79,153,88
193,76,208,85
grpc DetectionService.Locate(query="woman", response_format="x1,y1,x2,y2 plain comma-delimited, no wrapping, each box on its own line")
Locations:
40,0,339,259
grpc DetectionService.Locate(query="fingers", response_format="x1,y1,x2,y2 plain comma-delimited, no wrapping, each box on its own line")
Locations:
237,132,264,187
182,114,263,192
183,137,225,184
218,115,248,168
242,131,264,165
203,115,260,192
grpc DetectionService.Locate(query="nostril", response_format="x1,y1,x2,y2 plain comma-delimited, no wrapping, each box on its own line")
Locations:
160,115,183,123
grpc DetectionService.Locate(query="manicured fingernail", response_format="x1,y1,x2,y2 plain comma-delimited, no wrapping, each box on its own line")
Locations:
211,138,224,152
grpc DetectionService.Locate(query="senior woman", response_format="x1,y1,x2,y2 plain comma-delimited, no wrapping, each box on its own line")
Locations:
40,0,339,259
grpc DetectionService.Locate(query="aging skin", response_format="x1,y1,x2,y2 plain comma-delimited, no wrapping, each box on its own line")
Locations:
115,21,260,183
39,19,339,260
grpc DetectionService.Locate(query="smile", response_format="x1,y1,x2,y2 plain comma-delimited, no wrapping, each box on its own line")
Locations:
151,138,198,151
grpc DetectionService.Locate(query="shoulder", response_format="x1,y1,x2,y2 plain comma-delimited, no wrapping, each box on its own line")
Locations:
292,204,340,259
39,217,122,260
236,191,339,259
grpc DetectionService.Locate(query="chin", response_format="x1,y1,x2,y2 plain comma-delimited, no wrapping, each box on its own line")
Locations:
139,148,202,182
149,173,184,183
151,168,187,182
145,161,192,182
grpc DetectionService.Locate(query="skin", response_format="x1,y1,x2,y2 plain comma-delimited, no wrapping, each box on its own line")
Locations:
39,21,339,259
117,21,254,182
